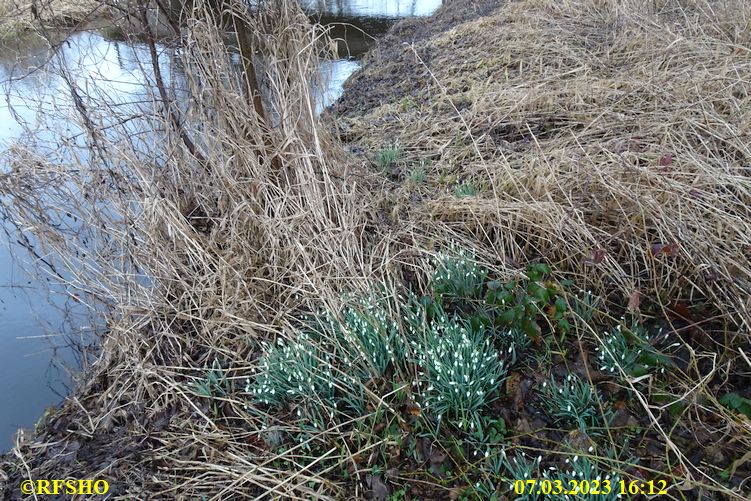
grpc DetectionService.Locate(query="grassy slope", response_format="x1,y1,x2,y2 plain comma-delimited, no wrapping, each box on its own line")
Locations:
329,0,751,329
322,0,751,495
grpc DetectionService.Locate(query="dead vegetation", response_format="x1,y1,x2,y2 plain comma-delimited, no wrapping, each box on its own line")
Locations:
332,0,751,331
0,0,749,499
0,0,107,38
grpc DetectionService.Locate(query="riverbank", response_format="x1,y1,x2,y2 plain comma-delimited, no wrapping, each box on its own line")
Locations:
323,0,751,495
327,0,751,347
2,0,750,499
0,0,107,40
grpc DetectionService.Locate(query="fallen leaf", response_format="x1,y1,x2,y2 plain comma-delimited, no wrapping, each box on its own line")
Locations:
669,302,694,322
670,464,688,480
611,409,640,428
584,248,606,266
405,402,421,417
366,474,389,501
506,372,524,411
627,291,641,312
515,417,532,434
650,243,679,257
568,429,594,452
659,154,674,166
419,438,447,468
347,461,359,476
429,449,448,466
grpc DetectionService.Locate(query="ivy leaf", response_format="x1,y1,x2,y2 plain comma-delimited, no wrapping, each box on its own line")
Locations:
526,263,551,281
498,308,516,325
520,317,541,343
527,282,550,303
486,279,502,291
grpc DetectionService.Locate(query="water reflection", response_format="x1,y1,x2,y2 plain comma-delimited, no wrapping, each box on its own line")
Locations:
304,0,443,18
315,15,390,59
0,33,176,151
0,32,162,452
317,58,361,113
0,251,86,452
310,0,444,109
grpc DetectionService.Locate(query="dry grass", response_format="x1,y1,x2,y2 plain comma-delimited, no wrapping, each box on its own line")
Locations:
0,0,749,498
0,0,387,496
0,0,106,38
334,0,751,335
331,0,750,494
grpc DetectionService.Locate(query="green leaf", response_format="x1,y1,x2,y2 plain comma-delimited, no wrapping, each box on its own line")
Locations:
484,290,499,306
521,318,540,339
667,400,685,417
718,393,751,419
527,282,552,303
498,308,516,325
557,318,571,334
486,279,502,291
526,263,551,281
469,312,491,332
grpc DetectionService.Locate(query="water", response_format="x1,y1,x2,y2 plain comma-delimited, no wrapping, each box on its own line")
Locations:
0,33,159,452
309,0,443,105
303,0,442,17
0,0,442,452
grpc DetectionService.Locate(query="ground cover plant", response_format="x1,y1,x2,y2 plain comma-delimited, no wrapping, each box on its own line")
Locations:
0,0,749,499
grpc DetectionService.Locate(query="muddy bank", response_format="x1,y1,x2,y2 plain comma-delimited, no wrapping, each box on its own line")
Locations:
0,0,110,40
330,0,502,117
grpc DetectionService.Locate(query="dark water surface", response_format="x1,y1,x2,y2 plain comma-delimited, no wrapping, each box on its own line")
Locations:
0,0,441,452
0,33,160,452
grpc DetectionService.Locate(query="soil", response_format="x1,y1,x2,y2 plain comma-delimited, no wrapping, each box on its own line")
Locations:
330,0,503,119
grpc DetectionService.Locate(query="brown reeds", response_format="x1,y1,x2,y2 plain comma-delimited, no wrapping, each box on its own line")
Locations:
0,0,387,497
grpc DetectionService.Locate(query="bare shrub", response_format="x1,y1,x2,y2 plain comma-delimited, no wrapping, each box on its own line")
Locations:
1,0,392,496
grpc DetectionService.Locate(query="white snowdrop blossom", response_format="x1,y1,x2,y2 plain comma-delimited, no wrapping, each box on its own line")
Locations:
414,308,506,428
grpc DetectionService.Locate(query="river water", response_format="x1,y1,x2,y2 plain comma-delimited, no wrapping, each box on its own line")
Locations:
0,0,441,452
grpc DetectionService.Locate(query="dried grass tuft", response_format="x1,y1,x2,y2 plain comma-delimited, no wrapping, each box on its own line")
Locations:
1,0,387,496
333,0,751,334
